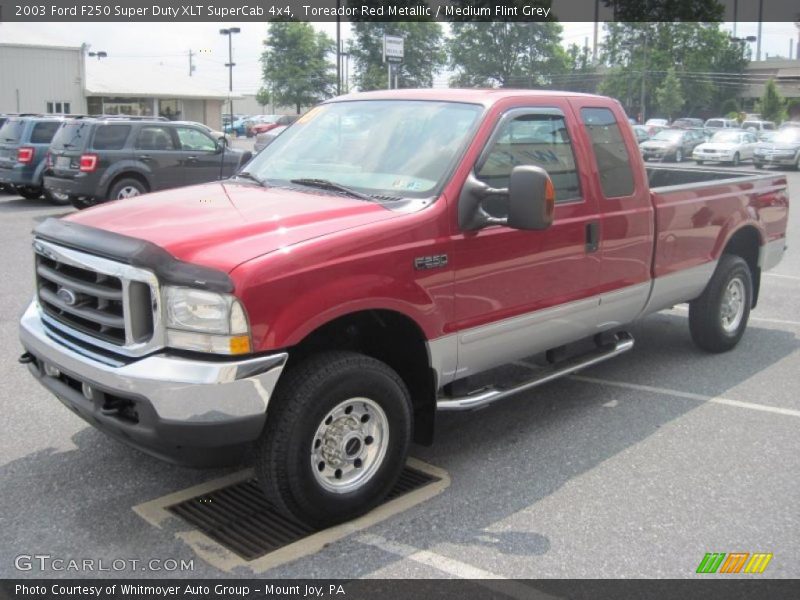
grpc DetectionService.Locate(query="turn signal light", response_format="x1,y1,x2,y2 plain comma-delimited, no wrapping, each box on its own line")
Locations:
229,335,251,355
79,154,98,172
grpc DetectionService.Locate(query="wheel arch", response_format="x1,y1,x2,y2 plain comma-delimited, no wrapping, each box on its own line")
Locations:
720,225,763,308
287,309,437,445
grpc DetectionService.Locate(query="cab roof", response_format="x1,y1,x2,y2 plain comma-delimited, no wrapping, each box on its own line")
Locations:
328,88,611,108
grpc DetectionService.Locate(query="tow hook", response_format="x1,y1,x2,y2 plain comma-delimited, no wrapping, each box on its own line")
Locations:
18,352,35,364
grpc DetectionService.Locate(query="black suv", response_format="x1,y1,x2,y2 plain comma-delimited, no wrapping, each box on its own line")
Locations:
0,114,70,204
44,118,250,209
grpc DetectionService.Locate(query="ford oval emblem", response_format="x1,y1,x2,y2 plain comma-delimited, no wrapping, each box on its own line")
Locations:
56,287,77,306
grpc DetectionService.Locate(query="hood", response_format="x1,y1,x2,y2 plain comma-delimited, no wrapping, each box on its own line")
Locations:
696,143,737,151
641,140,676,149
65,181,400,273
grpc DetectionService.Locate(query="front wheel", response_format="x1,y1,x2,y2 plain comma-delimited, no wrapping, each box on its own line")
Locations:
255,351,412,527
689,255,752,353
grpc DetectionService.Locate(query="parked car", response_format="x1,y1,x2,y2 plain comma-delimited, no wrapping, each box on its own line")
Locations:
693,129,758,165
174,121,228,146
43,117,250,209
644,118,669,136
752,126,800,169
250,115,299,136
640,127,705,162
0,115,70,204
779,121,800,130
254,125,288,153
631,125,650,145
741,120,776,137
224,116,250,137
671,117,704,129
18,90,789,528
704,118,739,139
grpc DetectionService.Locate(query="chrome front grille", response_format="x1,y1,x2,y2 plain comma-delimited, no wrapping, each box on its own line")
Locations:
33,239,164,356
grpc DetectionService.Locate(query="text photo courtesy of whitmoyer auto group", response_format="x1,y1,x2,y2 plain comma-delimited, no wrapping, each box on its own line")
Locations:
1,0,799,598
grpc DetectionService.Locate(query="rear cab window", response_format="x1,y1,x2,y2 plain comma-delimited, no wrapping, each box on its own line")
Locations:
580,107,635,198
0,119,25,144
50,121,92,151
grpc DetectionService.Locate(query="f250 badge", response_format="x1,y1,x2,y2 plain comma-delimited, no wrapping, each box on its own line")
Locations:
414,254,448,270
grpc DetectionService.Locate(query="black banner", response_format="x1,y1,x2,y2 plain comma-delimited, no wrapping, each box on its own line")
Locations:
3,580,800,600
0,0,799,23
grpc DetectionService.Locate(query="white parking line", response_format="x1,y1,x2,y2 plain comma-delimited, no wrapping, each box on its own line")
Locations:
358,534,560,599
667,305,800,328
570,375,800,418
764,272,800,281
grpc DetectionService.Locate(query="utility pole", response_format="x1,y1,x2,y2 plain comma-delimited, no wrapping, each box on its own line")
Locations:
756,0,763,61
220,28,240,136
641,33,648,123
336,0,341,95
188,50,195,77
592,0,599,63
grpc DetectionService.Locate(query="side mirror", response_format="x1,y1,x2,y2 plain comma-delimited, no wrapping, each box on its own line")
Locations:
239,151,253,165
507,165,555,231
458,165,555,231
215,139,225,154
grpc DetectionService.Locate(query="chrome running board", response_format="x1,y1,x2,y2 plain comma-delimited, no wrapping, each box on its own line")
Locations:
436,332,634,412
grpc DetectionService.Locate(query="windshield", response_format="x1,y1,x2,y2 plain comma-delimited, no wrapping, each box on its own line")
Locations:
245,100,483,199
50,121,91,150
711,131,743,143
705,120,725,128
652,130,682,142
0,118,24,143
774,129,800,143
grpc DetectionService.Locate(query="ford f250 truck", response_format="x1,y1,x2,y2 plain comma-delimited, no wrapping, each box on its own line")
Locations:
19,90,789,527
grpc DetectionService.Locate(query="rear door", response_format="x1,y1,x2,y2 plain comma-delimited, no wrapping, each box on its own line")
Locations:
174,126,222,184
567,100,653,323
133,125,183,190
450,100,603,377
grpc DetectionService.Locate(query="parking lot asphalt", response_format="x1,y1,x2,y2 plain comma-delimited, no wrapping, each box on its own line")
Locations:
1,162,798,580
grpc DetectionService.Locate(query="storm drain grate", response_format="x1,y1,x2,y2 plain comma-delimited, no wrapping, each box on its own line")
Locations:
167,466,441,561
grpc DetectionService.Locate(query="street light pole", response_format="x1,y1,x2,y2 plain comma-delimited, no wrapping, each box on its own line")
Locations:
220,27,240,136
640,34,647,123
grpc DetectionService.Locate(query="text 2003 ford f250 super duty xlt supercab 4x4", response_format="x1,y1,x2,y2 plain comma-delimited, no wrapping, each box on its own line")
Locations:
19,90,788,527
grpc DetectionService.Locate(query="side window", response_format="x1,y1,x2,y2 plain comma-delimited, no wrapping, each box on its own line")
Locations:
176,127,216,152
476,110,581,203
92,125,131,150
580,107,635,198
135,126,176,151
30,121,61,144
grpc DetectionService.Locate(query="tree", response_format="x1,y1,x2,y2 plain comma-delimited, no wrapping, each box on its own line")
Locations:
654,68,684,119
760,79,785,123
602,0,724,21
255,87,270,110
599,22,748,118
448,22,569,88
720,98,740,118
260,22,336,114
348,21,446,91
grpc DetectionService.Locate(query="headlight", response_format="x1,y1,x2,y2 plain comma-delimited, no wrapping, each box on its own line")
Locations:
164,286,251,355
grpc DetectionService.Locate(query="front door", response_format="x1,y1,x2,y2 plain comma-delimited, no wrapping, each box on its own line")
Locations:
450,102,603,379
174,126,224,184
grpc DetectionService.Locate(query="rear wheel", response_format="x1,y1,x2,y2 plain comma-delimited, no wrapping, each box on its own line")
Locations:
70,197,97,210
16,186,42,200
43,188,71,206
108,178,146,200
689,255,752,353
255,351,412,528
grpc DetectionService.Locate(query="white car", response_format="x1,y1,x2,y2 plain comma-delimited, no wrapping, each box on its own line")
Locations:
693,130,759,165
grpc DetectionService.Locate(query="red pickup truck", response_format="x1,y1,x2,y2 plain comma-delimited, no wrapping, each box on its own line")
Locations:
19,90,788,527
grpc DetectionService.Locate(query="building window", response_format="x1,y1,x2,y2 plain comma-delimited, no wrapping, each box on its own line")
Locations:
46,101,72,115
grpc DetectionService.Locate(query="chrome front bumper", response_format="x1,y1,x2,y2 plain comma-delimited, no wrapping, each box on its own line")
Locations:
19,301,288,465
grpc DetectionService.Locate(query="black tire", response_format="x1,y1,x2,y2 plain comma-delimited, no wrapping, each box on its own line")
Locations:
689,255,752,353
695,160,704,165
255,351,413,527
16,186,42,200
70,197,97,210
43,188,71,206
731,152,740,167
754,163,764,169
108,178,146,200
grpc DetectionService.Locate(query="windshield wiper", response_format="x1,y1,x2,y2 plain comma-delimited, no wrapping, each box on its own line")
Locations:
290,178,374,202
233,171,265,186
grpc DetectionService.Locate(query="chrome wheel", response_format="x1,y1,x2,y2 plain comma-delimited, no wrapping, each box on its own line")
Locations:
311,397,389,494
116,185,141,199
720,277,746,334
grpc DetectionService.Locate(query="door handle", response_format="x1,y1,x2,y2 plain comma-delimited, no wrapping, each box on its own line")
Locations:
186,156,197,162
585,221,600,253
137,154,151,160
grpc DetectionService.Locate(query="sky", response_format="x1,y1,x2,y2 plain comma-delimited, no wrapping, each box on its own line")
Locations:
0,21,797,96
